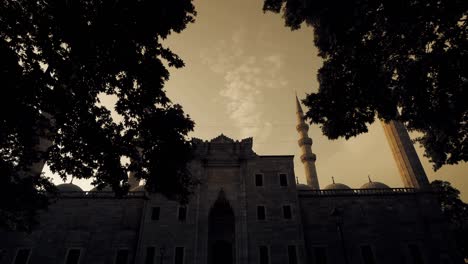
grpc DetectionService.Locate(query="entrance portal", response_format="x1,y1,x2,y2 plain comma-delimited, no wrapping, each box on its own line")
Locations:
208,190,235,264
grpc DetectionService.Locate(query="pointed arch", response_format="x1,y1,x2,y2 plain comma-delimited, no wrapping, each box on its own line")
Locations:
208,189,235,264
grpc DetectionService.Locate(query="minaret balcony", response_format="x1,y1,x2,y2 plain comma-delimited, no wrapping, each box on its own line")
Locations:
300,153,316,162
298,137,313,147
296,123,309,132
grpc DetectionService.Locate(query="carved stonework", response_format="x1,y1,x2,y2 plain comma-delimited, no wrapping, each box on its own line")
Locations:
192,134,257,161
210,134,235,143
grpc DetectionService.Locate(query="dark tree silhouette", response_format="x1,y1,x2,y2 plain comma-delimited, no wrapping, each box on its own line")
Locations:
431,180,468,260
263,0,467,170
0,0,197,231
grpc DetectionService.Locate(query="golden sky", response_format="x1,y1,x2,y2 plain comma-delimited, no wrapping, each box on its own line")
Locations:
47,0,468,201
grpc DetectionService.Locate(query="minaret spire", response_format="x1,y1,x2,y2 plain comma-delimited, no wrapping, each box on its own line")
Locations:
381,120,429,189
295,95,320,189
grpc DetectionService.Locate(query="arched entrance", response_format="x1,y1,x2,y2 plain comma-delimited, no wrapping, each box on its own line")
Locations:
208,190,235,264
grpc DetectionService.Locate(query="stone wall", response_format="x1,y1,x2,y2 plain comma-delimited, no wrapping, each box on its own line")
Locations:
298,190,460,264
244,156,306,264
134,192,199,264
0,196,145,264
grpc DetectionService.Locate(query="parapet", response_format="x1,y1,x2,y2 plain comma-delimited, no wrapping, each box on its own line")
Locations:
192,134,256,160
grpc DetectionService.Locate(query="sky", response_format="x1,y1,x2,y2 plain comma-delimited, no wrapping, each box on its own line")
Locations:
46,0,468,201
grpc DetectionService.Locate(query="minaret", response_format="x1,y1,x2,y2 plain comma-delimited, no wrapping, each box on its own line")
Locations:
381,120,429,189
128,169,140,190
295,95,320,189
128,149,142,189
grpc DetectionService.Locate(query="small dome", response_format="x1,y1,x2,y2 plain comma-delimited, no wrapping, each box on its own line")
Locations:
130,185,146,192
88,185,114,197
360,181,390,189
57,183,83,192
323,183,351,190
296,184,313,190
89,185,113,192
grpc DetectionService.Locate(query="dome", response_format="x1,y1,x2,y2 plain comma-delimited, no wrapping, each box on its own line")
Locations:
89,185,113,192
360,181,390,189
56,183,83,192
56,183,84,197
88,185,114,197
323,183,351,190
296,184,313,190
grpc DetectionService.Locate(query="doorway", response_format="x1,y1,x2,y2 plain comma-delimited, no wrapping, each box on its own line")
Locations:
208,190,235,264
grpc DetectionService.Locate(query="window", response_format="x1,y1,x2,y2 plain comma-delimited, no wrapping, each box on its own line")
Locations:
174,247,184,264
283,205,292,219
360,245,376,264
14,249,30,264
288,245,298,264
145,247,155,264
115,249,129,264
257,206,266,220
259,246,269,264
178,206,187,221
151,207,160,221
280,174,288,186
255,174,264,186
313,247,327,264
408,244,424,264
65,249,81,264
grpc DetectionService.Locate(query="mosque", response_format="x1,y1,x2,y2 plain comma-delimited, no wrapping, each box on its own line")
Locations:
0,97,461,264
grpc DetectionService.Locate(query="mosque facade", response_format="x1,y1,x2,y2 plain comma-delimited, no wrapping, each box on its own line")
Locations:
0,98,462,264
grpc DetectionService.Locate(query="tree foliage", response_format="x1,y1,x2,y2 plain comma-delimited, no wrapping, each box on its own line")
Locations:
263,0,467,169
431,180,468,260
0,0,197,231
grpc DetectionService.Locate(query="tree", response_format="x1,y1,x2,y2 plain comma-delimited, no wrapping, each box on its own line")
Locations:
263,0,467,170
431,180,468,260
0,0,197,232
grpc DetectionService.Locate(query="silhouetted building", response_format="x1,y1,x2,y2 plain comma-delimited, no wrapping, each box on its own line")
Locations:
0,98,461,264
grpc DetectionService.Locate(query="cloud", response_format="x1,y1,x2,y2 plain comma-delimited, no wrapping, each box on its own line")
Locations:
201,29,288,141
265,54,282,69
